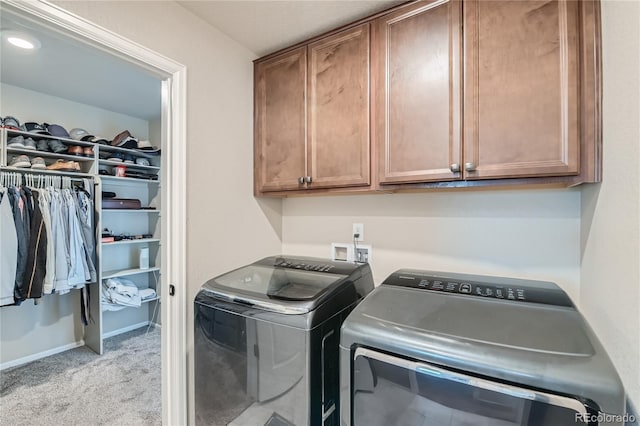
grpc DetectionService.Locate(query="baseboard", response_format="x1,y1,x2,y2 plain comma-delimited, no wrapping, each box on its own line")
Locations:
102,321,150,339
0,340,85,371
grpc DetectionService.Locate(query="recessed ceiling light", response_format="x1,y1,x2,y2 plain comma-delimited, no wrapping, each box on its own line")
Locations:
2,30,41,50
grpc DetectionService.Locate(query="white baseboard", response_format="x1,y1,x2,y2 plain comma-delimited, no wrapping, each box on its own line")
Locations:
102,321,150,339
1,340,85,371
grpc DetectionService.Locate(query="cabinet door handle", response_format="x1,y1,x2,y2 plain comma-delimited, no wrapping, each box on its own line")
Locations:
450,163,460,173
465,162,476,172
305,176,312,184
298,177,305,184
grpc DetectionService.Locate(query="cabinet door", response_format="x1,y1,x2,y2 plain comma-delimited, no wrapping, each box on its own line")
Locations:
374,0,462,184
254,47,307,193
463,0,580,179
307,24,370,189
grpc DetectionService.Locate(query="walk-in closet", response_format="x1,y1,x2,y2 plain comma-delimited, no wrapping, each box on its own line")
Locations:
1,7,165,424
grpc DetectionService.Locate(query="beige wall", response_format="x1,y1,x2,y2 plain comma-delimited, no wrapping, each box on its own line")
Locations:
283,189,582,297
580,0,640,409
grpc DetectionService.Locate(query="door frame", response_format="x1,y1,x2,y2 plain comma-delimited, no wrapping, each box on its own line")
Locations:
3,1,188,424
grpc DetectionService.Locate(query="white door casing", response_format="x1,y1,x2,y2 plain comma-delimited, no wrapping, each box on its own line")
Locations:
1,1,188,424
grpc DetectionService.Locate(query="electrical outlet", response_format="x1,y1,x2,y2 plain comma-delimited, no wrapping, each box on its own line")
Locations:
352,223,364,242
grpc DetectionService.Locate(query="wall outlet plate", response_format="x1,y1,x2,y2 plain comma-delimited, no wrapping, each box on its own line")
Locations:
331,243,372,263
352,223,364,241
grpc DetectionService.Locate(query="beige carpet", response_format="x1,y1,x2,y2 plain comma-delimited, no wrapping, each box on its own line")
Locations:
0,327,161,426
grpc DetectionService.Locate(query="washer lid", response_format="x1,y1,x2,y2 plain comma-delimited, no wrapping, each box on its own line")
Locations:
200,256,365,314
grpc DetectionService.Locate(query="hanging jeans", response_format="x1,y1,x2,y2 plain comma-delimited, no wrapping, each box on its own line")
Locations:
0,186,18,306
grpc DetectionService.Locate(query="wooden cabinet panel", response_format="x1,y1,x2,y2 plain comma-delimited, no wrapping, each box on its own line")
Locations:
374,0,462,184
464,0,580,179
308,24,370,188
254,47,307,193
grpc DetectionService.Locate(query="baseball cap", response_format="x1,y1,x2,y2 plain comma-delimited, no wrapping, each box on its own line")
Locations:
2,116,23,131
24,122,50,135
69,128,95,141
45,124,71,138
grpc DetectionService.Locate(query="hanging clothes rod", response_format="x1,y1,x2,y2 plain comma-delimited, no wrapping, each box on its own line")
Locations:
0,170,93,189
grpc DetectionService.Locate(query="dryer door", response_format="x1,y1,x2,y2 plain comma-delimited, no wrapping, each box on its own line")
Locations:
351,348,597,426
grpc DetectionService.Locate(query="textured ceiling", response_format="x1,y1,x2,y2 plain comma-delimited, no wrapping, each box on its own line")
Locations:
178,1,404,57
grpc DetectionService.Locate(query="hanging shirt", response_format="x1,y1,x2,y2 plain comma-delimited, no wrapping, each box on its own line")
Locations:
0,186,18,306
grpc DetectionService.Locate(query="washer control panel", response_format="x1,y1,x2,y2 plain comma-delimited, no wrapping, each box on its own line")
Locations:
383,270,573,307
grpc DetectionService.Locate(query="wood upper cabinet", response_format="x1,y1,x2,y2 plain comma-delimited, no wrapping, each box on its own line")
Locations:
254,47,307,193
255,25,370,194
308,24,370,189
463,0,581,179
374,0,462,184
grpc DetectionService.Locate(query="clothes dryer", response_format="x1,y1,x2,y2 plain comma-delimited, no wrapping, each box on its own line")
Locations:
340,270,627,426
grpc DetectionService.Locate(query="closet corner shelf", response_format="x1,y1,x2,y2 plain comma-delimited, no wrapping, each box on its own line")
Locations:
98,144,156,159
99,175,160,184
102,267,161,279
102,238,161,246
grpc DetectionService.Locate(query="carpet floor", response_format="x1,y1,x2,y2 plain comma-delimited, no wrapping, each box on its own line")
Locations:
0,327,161,426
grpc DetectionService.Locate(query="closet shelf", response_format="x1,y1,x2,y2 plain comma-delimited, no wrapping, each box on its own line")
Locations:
100,175,160,184
7,129,96,147
0,166,94,178
102,267,161,279
102,238,161,246
102,208,160,213
7,147,95,162
98,144,156,159
102,297,160,312
99,159,160,171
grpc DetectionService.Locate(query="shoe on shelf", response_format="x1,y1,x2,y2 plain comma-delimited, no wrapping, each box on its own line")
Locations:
135,157,150,167
107,152,125,162
67,145,84,156
48,139,68,154
9,155,31,168
30,157,47,170
23,138,37,150
83,147,94,157
8,135,25,148
36,139,51,152
123,154,135,164
47,159,80,172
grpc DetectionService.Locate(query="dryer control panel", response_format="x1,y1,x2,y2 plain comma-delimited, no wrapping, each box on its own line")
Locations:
383,270,574,307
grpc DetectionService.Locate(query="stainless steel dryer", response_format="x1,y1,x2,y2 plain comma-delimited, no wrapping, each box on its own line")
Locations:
340,269,626,426
195,256,374,426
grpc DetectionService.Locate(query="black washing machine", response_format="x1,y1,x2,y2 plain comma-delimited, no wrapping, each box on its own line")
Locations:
195,256,374,426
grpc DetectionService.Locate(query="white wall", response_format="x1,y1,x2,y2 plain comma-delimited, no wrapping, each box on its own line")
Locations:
283,189,582,297
580,0,640,409
0,83,153,366
0,82,149,140
51,1,283,420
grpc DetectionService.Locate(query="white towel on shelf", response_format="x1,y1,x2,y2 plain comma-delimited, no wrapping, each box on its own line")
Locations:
101,277,141,308
139,288,157,301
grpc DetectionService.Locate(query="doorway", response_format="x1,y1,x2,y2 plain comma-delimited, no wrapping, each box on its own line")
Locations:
0,1,187,423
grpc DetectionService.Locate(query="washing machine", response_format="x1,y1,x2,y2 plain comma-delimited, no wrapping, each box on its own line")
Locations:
195,255,374,426
340,269,627,426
